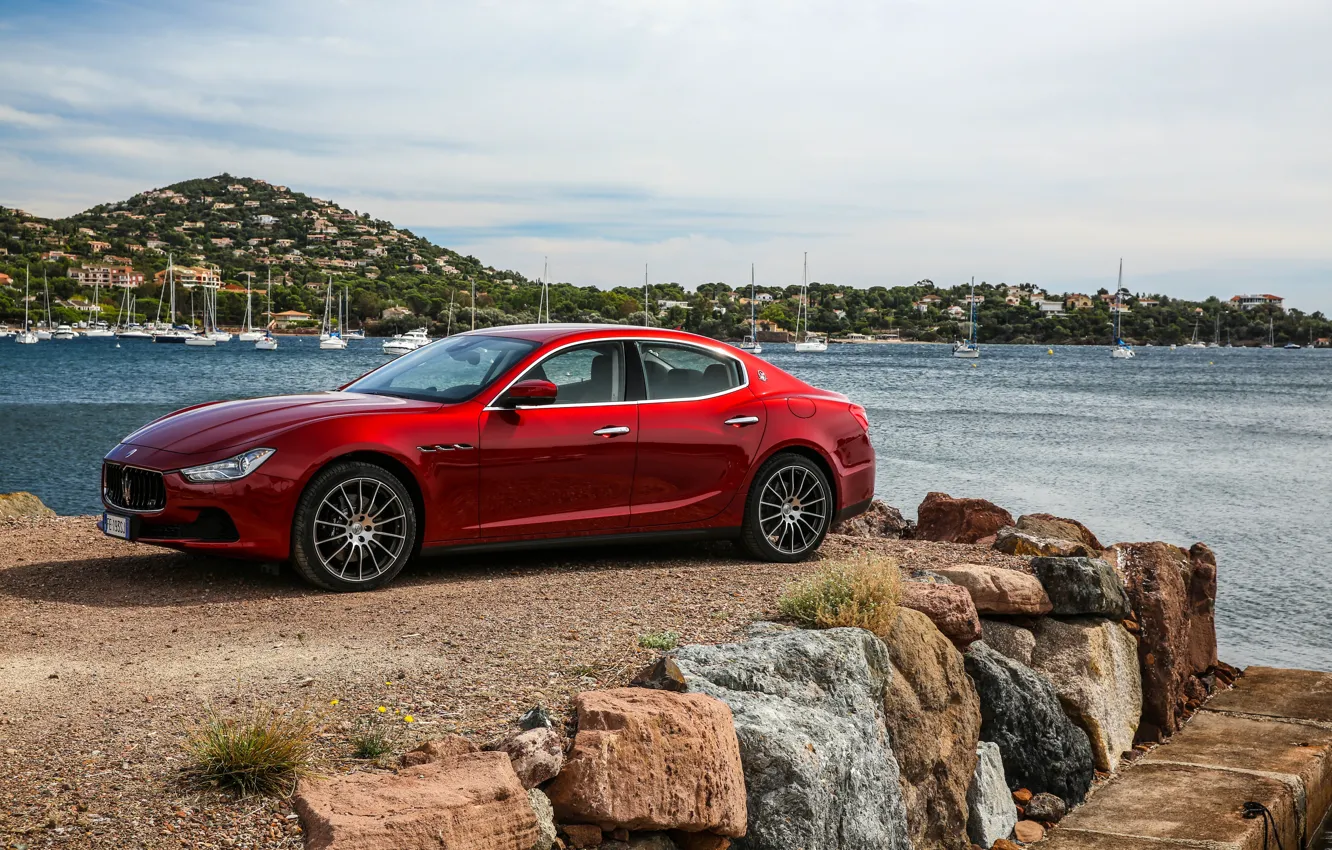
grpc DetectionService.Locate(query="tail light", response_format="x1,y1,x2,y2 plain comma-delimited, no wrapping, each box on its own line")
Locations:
848,403,869,432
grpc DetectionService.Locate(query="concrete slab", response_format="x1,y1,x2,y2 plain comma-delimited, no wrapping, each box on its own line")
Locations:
1056,762,1298,850
1142,710,1332,843
1037,831,1200,850
1204,667,1332,726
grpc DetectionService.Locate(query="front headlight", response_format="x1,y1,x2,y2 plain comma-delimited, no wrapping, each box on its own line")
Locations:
181,448,276,482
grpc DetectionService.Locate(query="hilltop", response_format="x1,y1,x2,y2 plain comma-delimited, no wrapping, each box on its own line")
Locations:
0,175,1328,345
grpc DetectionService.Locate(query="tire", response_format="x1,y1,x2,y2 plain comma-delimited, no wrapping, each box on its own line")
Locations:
740,452,833,562
291,461,418,591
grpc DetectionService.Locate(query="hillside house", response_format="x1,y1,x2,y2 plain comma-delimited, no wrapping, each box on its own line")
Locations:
153,265,221,288
1033,300,1064,314
87,241,110,253
1230,293,1285,312
1065,294,1094,310
69,265,145,289
273,310,313,328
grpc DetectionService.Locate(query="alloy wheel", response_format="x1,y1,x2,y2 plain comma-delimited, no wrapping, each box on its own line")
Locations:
312,477,408,582
757,464,828,555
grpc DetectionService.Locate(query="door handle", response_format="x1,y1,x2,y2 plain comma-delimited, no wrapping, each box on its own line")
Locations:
593,426,632,437
724,416,760,427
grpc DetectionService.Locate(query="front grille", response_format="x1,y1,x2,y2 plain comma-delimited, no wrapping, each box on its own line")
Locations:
104,463,167,512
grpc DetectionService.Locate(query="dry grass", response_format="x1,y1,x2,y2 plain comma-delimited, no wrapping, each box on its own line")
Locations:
182,705,317,797
777,553,901,635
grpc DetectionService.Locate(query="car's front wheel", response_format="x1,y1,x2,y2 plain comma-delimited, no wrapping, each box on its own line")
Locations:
291,461,418,591
740,452,832,562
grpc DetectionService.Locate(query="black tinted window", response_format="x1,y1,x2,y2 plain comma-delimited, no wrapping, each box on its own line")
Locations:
517,342,625,404
637,343,743,400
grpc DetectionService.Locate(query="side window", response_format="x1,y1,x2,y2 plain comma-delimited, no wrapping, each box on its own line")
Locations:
517,342,625,404
637,343,743,401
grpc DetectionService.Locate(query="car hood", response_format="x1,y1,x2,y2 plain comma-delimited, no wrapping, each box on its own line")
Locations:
123,392,441,455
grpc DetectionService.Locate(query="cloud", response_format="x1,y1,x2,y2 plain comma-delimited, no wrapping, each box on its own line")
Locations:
0,0,1329,309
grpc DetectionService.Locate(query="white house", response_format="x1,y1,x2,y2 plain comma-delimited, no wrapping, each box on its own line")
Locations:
1230,294,1284,312
1033,300,1064,314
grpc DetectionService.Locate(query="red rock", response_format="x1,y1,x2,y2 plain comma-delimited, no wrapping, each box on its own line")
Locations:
563,823,603,847
399,734,478,767
1015,513,1104,551
294,751,536,850
546,689,747,836
931,563,1053,616
1012,788,1033,804
899,582,983,649
915,492,1014,544
831,498,913,539
991,840,1022,850
493,726,567,789
1013,819,1045,842
1109,542,1219,737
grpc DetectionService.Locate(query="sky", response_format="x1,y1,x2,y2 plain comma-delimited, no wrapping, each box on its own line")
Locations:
0,0,1329,311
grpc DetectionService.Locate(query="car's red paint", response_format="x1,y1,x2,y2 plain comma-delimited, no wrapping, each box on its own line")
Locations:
101,325,875,565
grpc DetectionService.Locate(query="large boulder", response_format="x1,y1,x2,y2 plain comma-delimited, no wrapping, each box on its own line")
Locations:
0,492,55,519
963,642,1095,804
832,499,914,539
967,741,1018,848
530,788,557,850
979,620,1036,667
491,726,567,789
930,563,1053,616
673,625,911,850
899,582,983,649
1108,542,1218,739
1015,513,1104,551
881,608,982,850
545,689,746,836
1027,618,1143,771
294,751,538,850
915,492,1014,544
1030,557,1132,619
992,527,1097,558
400,733,478,767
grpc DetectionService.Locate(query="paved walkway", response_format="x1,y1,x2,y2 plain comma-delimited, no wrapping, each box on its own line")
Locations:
1045,667,1332,850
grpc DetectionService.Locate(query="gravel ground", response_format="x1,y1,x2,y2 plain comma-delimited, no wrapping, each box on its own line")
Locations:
0,516,1023,849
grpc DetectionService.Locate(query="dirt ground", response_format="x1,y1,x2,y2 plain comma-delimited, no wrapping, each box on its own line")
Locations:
0,516,1022,849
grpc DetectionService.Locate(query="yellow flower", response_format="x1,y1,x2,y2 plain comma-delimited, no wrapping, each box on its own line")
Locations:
377,706,387,713
329,699,339,706
385,681,392,686
403,715,415,723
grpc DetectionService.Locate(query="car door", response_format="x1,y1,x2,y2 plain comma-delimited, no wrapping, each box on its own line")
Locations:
478,341,639,538
629,341,766,527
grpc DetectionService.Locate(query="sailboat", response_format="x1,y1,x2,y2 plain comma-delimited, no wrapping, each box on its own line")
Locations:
738,264,762,354
344,289,365,340
36,273,53,339
793,252,827,353
1206,315,1220,348
255,271,278,350
1183,315,1207,349
14,268,38,344
953,278,980,358
184,287,217,346
319,276,347,350
1262,317,1274,349
238,273,263,341
84,279,114,337
1110,260,1135,359
154,256,194,343
204,284,231,342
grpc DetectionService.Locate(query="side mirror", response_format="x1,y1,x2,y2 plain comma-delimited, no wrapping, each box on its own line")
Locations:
505,379,559,407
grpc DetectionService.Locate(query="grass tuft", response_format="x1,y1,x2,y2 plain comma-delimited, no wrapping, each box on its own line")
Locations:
350,717,395,760
182,705,316,796
637,630,680,651
777,554,901,636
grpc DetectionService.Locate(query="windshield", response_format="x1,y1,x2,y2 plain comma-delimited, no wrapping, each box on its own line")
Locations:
347,334,539,403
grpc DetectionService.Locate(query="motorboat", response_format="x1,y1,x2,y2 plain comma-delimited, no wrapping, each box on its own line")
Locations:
52,324,77,340
382,327,430,355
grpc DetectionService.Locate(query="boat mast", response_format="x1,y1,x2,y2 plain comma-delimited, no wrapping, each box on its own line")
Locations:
800,252,808,343
470,277,476,331
1115,259,1122,344
445,289,455,337
751,264,757,339
23,266,29,331
644,263,650,327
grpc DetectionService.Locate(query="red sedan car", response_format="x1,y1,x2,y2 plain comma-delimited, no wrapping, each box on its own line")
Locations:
100,325,875,591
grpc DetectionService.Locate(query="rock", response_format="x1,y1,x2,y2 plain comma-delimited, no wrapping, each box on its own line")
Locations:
915,492,1014,544
908,569,954,585
963,642,1095,804
669,832,729,850
519,705,556,730
979,620,1036,667
493,726,566,789
1013,820,1044,843
991,841,1022,850
1025,617,1142,771
930,564,1053,616
564,823,604,847
0,492,55,519
618,834,679,850
673,625,911,850
992,527,1097,558
294,751,537,850
900,582,983,649
1024,792,1066,823
1109,542,1218,737
967,741,1018,849
1015,513,1104,551
881,608,982,850
1030,557,1132,619
545,689,746,836
530,788,557,850
630,656,688,692
399,733,478,767
832,498,914,539
1011,789,1032,805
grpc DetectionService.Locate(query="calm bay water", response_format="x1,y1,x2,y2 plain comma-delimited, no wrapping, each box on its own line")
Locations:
0,336,1328,670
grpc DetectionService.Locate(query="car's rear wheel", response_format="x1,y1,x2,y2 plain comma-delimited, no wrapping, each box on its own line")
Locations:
740,452,832,562
291,461,417,591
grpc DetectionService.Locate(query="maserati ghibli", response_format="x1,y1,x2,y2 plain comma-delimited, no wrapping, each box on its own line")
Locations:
100,325,875,591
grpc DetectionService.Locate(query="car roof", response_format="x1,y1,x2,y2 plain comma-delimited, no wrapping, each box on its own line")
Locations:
462,323,718,346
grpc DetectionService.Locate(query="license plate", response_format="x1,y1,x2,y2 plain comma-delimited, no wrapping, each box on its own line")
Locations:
102,512,132,540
